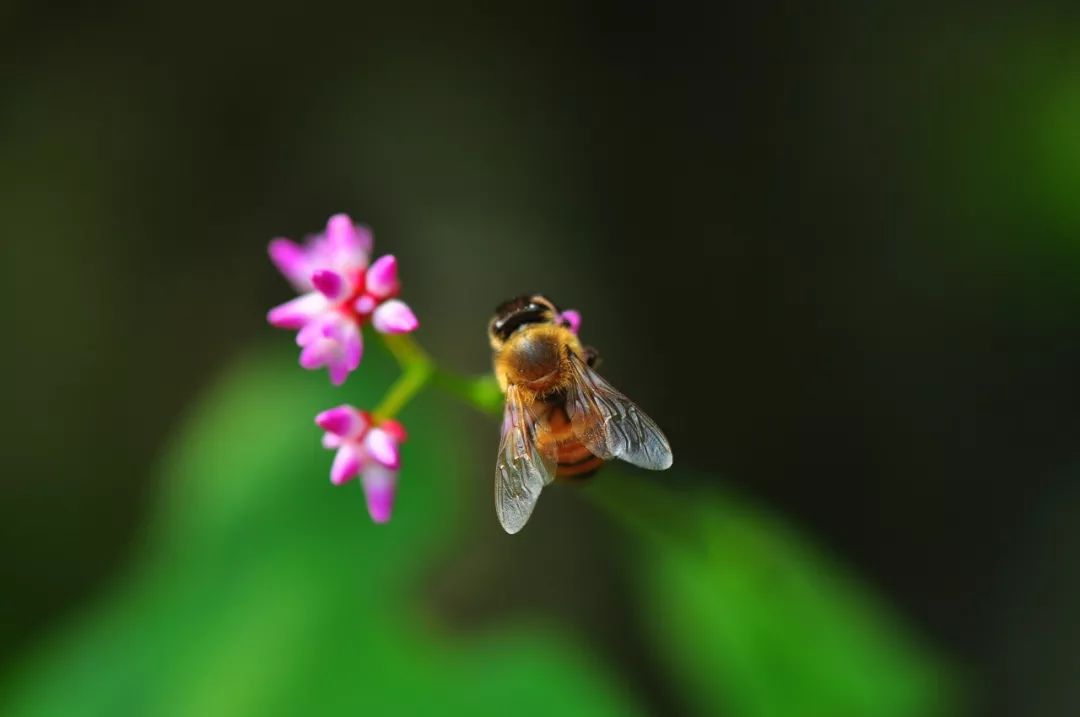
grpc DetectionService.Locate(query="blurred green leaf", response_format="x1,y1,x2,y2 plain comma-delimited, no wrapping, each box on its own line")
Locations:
587,475,961,717
0,344,639,717
0,339,963,717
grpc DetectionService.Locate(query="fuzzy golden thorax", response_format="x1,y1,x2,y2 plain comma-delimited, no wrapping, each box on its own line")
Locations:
493,323,584,402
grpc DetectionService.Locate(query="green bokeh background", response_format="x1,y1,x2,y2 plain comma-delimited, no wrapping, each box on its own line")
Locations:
0,344,955,716
2,3,1078,716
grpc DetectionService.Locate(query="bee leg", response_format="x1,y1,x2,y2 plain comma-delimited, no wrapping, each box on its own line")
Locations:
583,346,601,368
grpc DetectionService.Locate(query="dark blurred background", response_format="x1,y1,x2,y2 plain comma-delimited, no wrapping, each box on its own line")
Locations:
3,2,1080,715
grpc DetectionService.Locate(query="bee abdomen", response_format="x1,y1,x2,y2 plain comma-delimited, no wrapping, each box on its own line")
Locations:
543,403,604,480
556,448,604,480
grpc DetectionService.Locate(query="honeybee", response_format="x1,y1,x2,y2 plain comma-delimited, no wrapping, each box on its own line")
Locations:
489,294,673,533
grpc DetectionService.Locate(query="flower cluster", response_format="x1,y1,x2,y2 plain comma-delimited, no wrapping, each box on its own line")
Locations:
316,405,406,523
267,214,417,523
267,213,418,385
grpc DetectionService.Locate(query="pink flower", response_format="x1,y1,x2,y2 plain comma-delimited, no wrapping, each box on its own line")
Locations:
558,309,581,334
315,405,408,524
267,214,420,385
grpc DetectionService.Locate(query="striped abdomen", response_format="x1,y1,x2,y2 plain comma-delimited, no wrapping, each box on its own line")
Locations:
537,399,605,480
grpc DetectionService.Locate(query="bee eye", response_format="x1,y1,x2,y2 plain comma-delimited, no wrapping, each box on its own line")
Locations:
493,304,549,340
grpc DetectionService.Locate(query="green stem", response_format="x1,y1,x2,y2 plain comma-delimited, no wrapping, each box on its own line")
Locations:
373,333,502,421
380,332,433,368
431,369,503,417
371,361,433,421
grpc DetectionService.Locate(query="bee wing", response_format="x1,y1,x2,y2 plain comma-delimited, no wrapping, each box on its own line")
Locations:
495,385,558,534
566,351,673,470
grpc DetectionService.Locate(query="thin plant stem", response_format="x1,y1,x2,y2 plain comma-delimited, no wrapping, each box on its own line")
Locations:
372,333,502,421
431,368,503,417
371,362,433,421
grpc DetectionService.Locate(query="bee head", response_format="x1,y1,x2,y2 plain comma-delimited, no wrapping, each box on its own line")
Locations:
489,294,560,347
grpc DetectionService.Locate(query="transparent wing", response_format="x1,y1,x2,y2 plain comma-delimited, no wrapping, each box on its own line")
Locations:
566,351,673,470
495,385,557,534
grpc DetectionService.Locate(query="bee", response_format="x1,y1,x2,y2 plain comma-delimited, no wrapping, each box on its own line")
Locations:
489,294,673,533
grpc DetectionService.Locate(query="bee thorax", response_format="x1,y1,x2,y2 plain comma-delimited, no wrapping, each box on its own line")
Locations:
508,333,560,380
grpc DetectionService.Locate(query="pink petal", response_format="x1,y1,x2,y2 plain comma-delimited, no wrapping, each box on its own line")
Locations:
328,363,347,386
365,255,399,299
365,428,400,469
296,315,326,346
315,405,368,439
301,234,333,270
343,324,363,371
299,340,333,370
325,213,354,240
312,269,349,301
559,309,581,334
361,464,397,523
355,226,374,257
354,295,377,315
379,419,407,443
325,214,358,244
268,238,313,290
324,323,362,385
268,293,327,329
327,356,353,385
325,213,372,268
372,299,419,334
319,314,349,341
330,444,362,485
296,314,362,384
